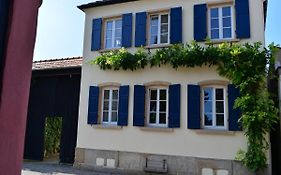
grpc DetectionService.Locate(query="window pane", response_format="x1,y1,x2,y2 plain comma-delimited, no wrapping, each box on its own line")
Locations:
216,101,224,113
204,88,213,101
216,114,224,126
222,7,231,17
150,16,158,26
115,28,122,38
112,90,118,100
103,112,109,122
211,19,219,29
150,90,157,100
106,39,112,49
160,90,166,100
111,112,118,122
114,38,122,47
112,101,118,110
150,101,157,112
223,28,232,38
151,36,158,45
106,30,112,39
161,24,168,34
223,17,231,27
215,89,224,100
204,114,213,126
106,21,113,30
211,8,219,18
211,29,219,39
161,34,168,44
159,113,167,124
160,101,167,112
204,101,212,113
103,101,109,110
161,14,168,23
149,113,156,124
104,90,110,99
151,26,158,35
115,19,122,28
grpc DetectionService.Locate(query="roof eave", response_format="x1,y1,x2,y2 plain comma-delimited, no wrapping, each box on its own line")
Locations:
78,0,139,12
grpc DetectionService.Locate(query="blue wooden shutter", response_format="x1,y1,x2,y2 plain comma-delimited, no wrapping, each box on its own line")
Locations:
188,85,201,129
228,84,242,131
91,18,102,51
88,86,99,124
170,7,182,44
235,0,251,39
133,85,145,126
118,85,129,126
135,12,147,47
169,84,181,128
194,4,207,42
122,13,133,48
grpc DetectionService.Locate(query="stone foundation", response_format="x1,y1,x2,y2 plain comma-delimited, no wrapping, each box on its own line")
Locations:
74,148,269,175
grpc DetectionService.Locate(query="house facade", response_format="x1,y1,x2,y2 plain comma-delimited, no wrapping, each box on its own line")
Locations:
76,0,268,174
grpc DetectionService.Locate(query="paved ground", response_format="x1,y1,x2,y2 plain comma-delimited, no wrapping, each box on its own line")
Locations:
22,162,117,175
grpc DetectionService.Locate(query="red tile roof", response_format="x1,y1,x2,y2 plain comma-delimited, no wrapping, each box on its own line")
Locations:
32,57,83,70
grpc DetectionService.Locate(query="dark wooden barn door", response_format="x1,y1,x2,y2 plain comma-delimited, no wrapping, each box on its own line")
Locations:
24,73,81,164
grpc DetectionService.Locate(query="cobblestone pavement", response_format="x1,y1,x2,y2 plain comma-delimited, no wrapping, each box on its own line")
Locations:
22,162,118,175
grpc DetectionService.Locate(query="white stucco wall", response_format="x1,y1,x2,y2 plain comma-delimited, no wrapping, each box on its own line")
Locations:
77,0,266,160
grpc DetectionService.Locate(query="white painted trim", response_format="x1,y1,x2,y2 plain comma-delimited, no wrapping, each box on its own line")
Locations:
148,13,170,46
104,18,122,49
201,86,227,130
101,87,119,125
208,5,234,40
146,86,169,127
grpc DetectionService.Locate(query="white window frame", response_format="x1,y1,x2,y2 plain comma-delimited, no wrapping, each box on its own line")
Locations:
201,86,228,130
208,5,235,40
146,86,169,127
104,18,122,49
101,87,119,125
149,13,170,46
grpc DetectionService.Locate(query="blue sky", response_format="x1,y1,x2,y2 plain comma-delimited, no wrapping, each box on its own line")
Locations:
33,0,281,61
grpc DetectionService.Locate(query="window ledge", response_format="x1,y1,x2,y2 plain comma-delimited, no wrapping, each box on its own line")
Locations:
205,39,240,45
140,127,174,132
99,47,122,53
92,125,123,130
145,44,172,50
195,129,235,135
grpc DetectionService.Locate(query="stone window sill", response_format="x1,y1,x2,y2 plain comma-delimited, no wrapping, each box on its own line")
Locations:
145,44,172,50
92,125,123,130
205,39,240,45
140,127,174,132
195,129,235,135
99,47,121,53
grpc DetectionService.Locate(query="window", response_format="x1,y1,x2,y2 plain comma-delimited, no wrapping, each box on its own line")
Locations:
102,88,119,125
105,18,122,49
202,86,227,129
149,13,170,45
147,87,168,127
209,6,233,40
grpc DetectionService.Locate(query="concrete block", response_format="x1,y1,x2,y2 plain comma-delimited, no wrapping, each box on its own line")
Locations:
217,169,229,175
202,168,214,175
96,158,105,166
106,159,116,168
119,151,145,171
232,161,255,175
75,148,85,163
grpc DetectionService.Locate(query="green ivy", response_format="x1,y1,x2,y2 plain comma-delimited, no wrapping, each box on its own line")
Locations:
91,42,279,172
44,117,62,158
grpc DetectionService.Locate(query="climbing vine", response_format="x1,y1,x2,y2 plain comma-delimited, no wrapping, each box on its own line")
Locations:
90,42,279,172
44,117,62,158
